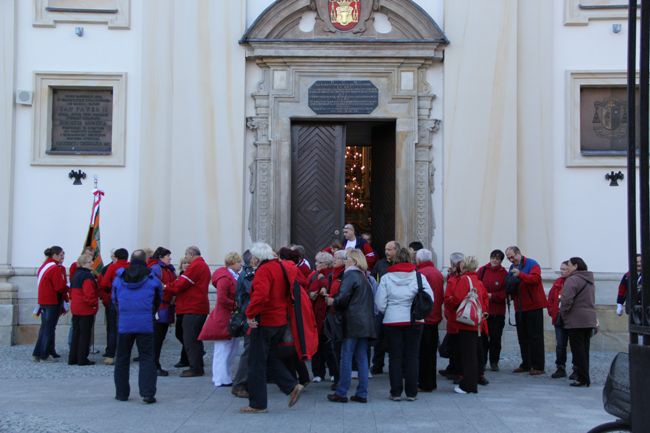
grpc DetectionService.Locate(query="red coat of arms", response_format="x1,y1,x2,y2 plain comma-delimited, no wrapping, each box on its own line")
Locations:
329,0,361,31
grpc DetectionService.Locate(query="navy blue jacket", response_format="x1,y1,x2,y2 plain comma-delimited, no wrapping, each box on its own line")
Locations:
112,268,162,334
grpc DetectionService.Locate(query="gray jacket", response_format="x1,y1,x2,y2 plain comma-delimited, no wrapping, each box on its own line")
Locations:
375,270,433,324
559,270,598,329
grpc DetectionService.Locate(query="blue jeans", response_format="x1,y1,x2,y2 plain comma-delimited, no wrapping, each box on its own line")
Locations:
336,337,369,399
32,305,60,359
554,324,569,368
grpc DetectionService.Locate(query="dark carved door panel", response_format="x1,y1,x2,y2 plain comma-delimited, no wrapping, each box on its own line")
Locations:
371,122,396,257
291,123,346,263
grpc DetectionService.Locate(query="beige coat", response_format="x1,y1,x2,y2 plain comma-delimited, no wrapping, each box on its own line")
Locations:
559,270,598,329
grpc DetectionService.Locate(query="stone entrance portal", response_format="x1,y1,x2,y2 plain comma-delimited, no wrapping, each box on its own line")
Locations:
241,0,448,249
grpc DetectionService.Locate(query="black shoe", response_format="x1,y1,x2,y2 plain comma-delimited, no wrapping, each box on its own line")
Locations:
370,366,383,375
78,361,96,366
174,361,189,368
569,371,578,381
68,361,77,365
218,383,233,387
51,353,61,359
350,395,367,403
180,369,204,378
142,396,156,404
157,368,169,377
551,368,566,379
478,376,489,386
327,393,348,403
569,381,589,387
115,396,128,402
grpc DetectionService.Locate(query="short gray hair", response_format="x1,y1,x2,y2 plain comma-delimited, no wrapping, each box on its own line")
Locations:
315,251,334,267
333,250,347,261
186,246,201,257
506,245,521,255
250,242,276,262
449,252,465,266
416,248,433,263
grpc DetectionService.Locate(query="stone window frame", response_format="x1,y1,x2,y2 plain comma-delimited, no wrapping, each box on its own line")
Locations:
33,0,130,29
32,71,127,167
566,70,637,167
564,0,638,25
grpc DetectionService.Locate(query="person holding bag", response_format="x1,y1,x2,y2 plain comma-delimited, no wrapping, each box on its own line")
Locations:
444,256,489,394
375,247,433,401
325,249,377,403
559,257,597,387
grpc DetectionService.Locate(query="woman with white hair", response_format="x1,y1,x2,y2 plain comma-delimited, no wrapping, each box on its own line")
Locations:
375,247,433,401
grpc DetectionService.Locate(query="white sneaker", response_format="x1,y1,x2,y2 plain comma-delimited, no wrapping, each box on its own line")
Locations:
351,371,358,379
454,386,467,394
329,376,335,382
312,376,322,383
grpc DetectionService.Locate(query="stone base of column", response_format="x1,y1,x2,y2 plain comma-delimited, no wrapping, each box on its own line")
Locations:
0,265,17,346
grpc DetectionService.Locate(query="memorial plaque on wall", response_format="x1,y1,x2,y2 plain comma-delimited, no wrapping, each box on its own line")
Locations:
308,80,379,115
49,88,113,154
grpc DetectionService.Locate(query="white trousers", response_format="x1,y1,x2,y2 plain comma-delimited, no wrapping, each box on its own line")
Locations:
212,338,239,386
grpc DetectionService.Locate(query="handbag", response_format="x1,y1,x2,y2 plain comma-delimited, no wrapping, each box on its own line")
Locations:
410,272,434,323
227,307,247,338
456,276,482,328
324,311,344,343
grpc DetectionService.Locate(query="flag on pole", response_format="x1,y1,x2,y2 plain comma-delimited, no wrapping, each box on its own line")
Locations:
83,188,105,273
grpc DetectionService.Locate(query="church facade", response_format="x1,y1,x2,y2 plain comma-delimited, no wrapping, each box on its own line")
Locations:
0,0,635,345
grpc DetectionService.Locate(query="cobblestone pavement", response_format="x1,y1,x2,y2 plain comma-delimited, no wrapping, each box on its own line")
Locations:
0,337,620,433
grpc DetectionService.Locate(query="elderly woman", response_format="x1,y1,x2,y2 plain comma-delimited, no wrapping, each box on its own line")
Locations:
444,256,489,394
309,251,337,383
68,254,99,366
326,249,377,403
209,252,242,387
559,257,597,387
375,247,433,401
149,247,177,376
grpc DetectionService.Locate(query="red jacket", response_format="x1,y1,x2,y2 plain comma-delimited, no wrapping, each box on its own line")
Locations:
444,274,460,333
247,259,296,326
547,277,565,326
209,267,238,340
477,264,507,316
37,259,68,305
100,260,129,305
167,256,210,315
70,271,99,316
307,268,330,333
417,261,444,325
444,272,489,333
297,260,312,278
510,257,547,312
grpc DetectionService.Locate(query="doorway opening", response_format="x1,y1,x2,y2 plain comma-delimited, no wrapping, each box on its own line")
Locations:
290,120,395,263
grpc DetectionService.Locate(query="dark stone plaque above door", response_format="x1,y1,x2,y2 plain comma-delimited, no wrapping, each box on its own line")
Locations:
308,80,379,115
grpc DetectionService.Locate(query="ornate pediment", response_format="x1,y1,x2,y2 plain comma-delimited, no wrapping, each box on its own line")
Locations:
241,0,448,59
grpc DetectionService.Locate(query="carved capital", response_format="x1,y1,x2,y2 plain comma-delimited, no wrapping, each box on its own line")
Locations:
246,116,270,144
417,118,440,147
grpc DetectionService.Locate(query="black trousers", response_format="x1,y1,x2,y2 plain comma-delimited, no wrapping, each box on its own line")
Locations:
69,315,95,365
280,353,311,385
104,303,117,358
247,325,298,410
458,330,479,393
371,314,386,370
515,308,545,371
418,323,439,391
385,324,423,398
568,328,592,385
311,333,339,380
114,332,156,399
153,322,169,369
444,333,461,375
478,334,488,376
486,315,505,364
175,314,189,365
233,335,250,389
181,314,207,374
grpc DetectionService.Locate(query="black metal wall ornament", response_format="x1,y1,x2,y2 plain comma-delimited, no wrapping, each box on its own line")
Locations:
68,169,86,185
606,170,625,186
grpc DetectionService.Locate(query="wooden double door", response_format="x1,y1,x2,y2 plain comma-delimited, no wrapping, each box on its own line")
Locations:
291,121,395,263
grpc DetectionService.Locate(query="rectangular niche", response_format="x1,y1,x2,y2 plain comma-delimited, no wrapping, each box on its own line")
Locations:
34,0,130,29
566,70,638,167
32,72,127,167
564,0,639,25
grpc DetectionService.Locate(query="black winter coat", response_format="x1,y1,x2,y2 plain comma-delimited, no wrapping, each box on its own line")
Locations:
334,268,377,339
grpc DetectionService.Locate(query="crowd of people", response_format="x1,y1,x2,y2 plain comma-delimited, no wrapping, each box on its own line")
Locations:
32,223,609,410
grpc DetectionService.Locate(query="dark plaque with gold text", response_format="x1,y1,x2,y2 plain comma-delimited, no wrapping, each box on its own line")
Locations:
308,80,378,115
50,88,113,154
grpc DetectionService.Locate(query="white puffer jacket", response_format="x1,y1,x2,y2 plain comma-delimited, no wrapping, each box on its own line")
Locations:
375,268,433,324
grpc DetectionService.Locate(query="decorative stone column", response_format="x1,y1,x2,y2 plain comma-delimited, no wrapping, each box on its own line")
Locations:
0,0,17,345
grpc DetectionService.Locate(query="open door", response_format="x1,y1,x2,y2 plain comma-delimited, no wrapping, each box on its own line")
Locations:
371,122,396,257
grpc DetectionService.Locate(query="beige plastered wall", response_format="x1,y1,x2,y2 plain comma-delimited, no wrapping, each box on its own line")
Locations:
137,1,247,262
443,0,553,267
